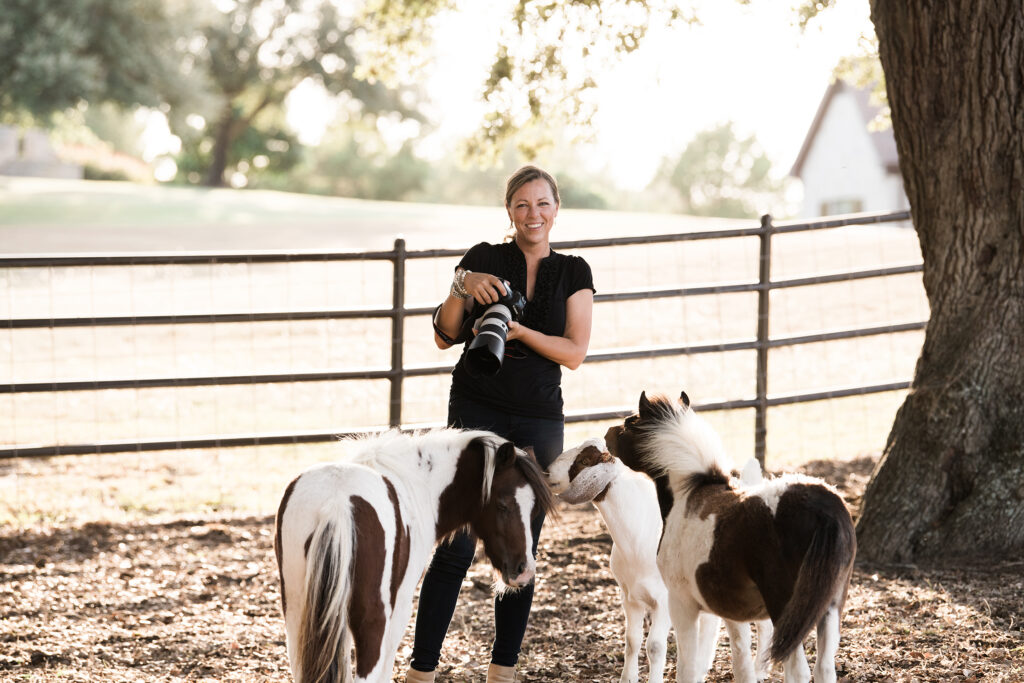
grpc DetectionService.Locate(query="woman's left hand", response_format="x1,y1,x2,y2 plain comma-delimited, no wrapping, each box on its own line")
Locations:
501,288,592,370
505,320,523,341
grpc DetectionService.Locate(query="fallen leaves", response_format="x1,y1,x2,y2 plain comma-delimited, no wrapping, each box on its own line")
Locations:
0,456,1022,682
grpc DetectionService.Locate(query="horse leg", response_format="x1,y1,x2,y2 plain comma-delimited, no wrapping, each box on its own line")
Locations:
645,589,671,683
813,605,841,683
619,587,645,683
694,612,721,677
379,570,423,683
782,642,811,683
753,619,773,681
376,612,410,683
667,596,703,683
282,590,304,681
722,620,758,683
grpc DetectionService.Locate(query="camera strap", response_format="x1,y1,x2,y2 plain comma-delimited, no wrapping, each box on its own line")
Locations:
431,303,475,346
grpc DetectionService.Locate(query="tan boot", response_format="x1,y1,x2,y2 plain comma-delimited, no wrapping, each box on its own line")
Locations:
486,663,516,683
405,667,436,683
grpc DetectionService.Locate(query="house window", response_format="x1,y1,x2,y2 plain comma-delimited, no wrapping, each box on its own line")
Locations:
820,199,864,216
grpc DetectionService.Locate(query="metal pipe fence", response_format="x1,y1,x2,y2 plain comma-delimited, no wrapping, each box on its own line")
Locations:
1,209,920,464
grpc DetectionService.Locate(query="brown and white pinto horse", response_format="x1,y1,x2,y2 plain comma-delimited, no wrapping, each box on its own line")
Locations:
274,428,553,683
605,392,856,683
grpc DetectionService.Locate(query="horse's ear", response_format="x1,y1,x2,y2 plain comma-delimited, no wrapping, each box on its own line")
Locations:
679,391,690,408
522,445,536,463
639,391,652,416
495,441,518,469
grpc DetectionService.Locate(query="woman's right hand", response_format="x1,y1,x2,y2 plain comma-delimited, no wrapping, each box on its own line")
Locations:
462,271,509,305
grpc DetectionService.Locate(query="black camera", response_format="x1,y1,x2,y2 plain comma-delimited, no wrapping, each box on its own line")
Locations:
464,280,527,377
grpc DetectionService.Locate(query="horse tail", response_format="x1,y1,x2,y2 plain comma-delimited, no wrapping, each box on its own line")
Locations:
298,504,355,683
767,504,856,662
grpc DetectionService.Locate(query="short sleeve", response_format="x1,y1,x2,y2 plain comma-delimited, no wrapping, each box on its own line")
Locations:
567,255,596,296
457,242,491,272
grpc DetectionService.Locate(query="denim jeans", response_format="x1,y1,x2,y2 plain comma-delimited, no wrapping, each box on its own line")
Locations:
409,395,564,671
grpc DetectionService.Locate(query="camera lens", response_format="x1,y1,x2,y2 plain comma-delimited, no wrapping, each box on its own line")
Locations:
464,303,512,377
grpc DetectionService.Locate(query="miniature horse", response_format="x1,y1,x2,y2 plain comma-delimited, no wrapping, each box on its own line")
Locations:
605,392,856,683
274,428,554,683
549,439,771,682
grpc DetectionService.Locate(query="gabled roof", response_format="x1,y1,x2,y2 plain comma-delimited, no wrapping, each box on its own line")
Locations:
789,79,899,178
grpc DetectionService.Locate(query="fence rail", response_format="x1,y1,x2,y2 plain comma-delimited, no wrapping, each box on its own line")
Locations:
1,209,920,463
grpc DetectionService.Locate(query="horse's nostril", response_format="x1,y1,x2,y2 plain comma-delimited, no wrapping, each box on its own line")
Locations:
515,561,527,576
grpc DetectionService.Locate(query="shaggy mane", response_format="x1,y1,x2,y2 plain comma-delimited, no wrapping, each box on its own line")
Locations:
635,395,733,483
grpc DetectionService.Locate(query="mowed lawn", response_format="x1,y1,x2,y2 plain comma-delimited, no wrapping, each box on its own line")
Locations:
0,178,926,526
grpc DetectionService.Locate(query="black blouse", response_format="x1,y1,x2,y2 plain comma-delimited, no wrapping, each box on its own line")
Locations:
449,240,595,419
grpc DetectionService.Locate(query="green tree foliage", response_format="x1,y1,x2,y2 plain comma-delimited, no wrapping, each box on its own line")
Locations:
80,105,148,159
249,118,429,200
557,175,609,210
656,122,784,218
177,0,419,187
0,0,189,122
46,106,154,182
355,0,697,163
173,114,302,188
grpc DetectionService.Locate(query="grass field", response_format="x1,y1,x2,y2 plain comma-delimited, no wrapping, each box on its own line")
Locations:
0,179,927,527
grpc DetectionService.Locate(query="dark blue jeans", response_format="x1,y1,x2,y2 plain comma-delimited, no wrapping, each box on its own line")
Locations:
409,395,563,671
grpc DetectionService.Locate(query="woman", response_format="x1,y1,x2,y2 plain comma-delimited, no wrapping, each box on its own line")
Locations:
406,165,595,683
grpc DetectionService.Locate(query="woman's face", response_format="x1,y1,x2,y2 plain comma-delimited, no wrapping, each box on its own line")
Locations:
507,178,559,249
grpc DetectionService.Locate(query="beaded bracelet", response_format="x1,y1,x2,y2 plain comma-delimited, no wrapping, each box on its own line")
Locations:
450,268,471,299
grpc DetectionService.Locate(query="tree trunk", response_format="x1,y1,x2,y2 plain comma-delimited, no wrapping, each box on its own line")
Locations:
202,104,237,188
857,1,1024,563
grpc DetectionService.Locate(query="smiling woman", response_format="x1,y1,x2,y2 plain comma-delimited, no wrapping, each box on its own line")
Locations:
409,165,596,683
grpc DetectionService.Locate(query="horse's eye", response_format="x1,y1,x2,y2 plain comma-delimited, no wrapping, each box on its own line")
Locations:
496,501,511,513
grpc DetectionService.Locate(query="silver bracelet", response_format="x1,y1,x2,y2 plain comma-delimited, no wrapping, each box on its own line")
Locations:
450,268,471,299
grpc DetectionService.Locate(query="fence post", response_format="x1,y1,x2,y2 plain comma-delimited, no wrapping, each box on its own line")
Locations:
754,214,773,469
389,237,406,427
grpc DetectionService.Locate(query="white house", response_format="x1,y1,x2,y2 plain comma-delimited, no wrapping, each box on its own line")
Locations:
790,80,908,218
0,126,82,179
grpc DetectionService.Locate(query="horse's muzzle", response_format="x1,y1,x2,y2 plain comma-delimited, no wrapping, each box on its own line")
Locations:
504,564,535,588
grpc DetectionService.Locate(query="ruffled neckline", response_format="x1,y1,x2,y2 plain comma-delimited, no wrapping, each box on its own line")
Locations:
502,240,559,332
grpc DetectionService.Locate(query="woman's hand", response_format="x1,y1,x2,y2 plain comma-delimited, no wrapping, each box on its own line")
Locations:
503,289,593,370
463,271,510,305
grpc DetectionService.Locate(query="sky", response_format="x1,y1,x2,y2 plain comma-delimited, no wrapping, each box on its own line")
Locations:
148,0,875,191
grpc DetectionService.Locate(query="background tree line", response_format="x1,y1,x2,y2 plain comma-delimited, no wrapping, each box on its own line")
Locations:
0,0,788,217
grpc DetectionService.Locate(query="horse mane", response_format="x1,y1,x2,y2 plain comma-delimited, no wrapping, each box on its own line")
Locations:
635,394,733,484
339,428,550,510
341,428,490,482
515,443,557,518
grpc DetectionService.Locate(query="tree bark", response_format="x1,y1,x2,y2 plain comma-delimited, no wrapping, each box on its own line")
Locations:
857,0,1024,563
202,103,237,188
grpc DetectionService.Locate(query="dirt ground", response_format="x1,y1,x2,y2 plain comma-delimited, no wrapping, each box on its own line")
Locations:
1,455,1022,682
